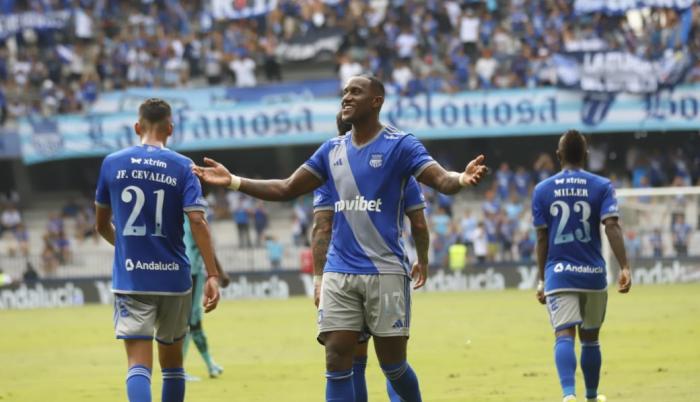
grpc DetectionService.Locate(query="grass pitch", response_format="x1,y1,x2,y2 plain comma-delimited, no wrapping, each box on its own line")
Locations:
1,284,698,402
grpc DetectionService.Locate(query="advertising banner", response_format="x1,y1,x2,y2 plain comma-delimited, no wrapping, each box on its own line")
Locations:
19,84,700,164
2,258,698,309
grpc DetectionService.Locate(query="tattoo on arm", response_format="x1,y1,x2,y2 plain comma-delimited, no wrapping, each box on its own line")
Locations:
311,212,333,276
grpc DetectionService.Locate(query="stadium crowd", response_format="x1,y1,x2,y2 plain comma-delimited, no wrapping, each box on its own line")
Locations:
2,0,700,124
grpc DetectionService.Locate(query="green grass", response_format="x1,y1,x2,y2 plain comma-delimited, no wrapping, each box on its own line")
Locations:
1,284,699,401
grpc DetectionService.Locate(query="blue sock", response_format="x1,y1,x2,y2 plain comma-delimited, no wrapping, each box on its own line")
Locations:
381,361,422,402
326,369,355,402
126,365,151,402
554,336,577,397
352,356,368,402
386,378,402,402
581,341,602,399
162,368,186,402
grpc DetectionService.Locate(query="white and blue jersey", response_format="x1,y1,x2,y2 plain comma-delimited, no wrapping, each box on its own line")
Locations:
304,127,436,276
95,144,207,295
532,169,619,295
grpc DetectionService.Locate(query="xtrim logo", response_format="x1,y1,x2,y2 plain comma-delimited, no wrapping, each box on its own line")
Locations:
124,259,180,272
334,196,382,212
553,263,604,274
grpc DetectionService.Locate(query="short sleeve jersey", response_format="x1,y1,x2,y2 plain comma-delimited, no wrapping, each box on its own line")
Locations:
532,169,619,295
304,127,435,276
95,144,207,294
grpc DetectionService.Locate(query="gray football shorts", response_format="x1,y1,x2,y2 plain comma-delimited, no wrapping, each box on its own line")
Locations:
114,293,192,344
317,272,411,343
546,291,608,332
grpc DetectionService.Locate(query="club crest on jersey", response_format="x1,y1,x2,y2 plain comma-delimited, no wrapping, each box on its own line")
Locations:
369,153,383,168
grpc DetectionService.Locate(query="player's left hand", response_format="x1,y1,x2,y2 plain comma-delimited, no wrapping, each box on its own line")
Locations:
203,276,220,313
618,267,632,293
411,261,428,289
462,154,489,186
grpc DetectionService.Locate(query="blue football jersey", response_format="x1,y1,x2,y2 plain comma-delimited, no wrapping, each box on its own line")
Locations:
304,127,435,276
532,169,619,295
95,144,207,294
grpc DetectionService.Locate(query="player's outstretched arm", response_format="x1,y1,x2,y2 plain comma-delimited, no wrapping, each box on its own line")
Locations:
95,205,115,246
192,157,323,201
407,209,430,289
187,210,221,312
535,227,548,304
603,217,632,293
417,155,488,195
311,210,333,307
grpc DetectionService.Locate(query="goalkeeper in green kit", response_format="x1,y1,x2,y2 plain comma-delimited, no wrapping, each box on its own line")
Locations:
183,214,230,380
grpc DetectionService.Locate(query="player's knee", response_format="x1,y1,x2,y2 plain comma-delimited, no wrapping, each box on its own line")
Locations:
578,328,600,342
555,327,576,338
324,340,355,371
189,321,202,332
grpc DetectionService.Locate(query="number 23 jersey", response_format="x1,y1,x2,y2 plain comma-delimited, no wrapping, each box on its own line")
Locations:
95,144,207,294
532,169,619,295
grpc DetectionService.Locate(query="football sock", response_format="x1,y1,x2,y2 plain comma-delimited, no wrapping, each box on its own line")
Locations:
162,368,186,402
352,356,368,402
191,329,215,370
554,335,577,397
326,369,355,402
126,365,151,402
386,378,402,402
381,361,422,402
581,340,602,399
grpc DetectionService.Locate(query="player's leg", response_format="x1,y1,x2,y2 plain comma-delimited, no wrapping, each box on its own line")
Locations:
318,273,364,402
352,339,369,402
188,273,222,377
368,275,421,402
115,294,158,402
578,292,608,402
546,293,583,401
155,294,191,402
125,340,154,402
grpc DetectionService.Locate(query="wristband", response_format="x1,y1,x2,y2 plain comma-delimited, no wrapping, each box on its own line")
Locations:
458,172,470,187
228,174,241,191
207,274,219,279
313,275,323,286
536,279,544,292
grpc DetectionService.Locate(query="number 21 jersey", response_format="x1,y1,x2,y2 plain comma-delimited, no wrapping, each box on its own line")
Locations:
532,169,619,295
95,144,207,294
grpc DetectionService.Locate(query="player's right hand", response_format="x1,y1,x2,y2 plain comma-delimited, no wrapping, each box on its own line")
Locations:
192,158,233,187
203,276,220,313
618,267,632,293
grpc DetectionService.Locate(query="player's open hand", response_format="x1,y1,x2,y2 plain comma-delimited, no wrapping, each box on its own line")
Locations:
618,267,631,293
203,276,220,313
463,154,488,186
192,158,233,187
411,261,428,289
